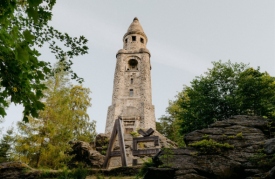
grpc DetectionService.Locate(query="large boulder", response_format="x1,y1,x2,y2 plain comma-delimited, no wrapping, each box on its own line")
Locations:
146,115,275,179
95,133,110,155
69,141,105,168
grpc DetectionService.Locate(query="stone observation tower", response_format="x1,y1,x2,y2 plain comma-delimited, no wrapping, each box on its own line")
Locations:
105,17,156,135
104,18,176,168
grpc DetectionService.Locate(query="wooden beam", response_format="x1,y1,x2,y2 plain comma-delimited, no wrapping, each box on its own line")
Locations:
138,128,155,137
103,120,118,168
111,151,121,157
138,129,147,136
117,118,127,167
145,128,154,136
103,118,127,168
133,136,159,144
133,149,161,156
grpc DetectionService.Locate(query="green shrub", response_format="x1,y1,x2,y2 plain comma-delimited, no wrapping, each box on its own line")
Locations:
136,158,155,179
57,168,70,179
236,132,243,139
71,167,88,179
189,139,234,153
56,165,88,179
95,173,105,179
227,135,235,139
130,131,139,137
160,148,174,167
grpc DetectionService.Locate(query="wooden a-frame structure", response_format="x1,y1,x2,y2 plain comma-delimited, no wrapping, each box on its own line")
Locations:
103,117,127,168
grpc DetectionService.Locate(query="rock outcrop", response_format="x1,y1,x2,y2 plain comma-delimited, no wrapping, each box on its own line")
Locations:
95,133,110,155
0,162,39,179
145,115,275,179
69,141,105,168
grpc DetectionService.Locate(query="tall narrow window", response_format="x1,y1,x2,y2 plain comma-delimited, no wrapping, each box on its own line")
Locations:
125,38,128,43
131,78,133,84
140,38,144,43
132,36,136,41
129,89,133,97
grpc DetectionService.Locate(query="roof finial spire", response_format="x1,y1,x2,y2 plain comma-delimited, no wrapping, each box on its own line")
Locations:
133,17,138,21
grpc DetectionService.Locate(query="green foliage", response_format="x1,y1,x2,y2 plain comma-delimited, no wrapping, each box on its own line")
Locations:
237,67,275,118
138,142,145,149
130,131,139,137
0,0,89,121
96,173,106,179
159,148,174,167
100,145,108,155
70,166,88,179
189,139,234,154
227,135,236,139
166,60,275,134
14,63,96,169
0,128,15,162
156,115,185,147
266,121,275,138
39,169,53,178
235,132,243,139
136,158,155,179
249,149,275,169
202,134,209,140
224,133,244,140
57,168,70,179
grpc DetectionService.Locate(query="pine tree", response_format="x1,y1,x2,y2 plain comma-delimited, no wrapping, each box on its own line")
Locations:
15,62,96,169
0,128,15,162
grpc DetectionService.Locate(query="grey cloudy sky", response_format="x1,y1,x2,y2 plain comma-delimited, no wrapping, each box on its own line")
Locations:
3,0,275,133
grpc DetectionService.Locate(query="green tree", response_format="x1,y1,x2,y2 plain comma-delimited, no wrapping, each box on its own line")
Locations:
238,68,275,117
156,115,184,146
166,60,275,134
15,63,96,169
0,0,89,121
0,128,15,162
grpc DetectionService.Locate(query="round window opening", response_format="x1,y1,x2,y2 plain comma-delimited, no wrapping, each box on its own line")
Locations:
128,59,138,68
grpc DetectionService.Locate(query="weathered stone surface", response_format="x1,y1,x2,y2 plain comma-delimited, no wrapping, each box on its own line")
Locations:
0,162,39,179
69,141,104,168
95,133,109,155
265,166,275,179
263,138,275,154
150,115,275,179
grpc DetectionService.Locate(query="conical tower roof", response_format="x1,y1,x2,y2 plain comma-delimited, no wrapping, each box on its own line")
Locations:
123,17,148,42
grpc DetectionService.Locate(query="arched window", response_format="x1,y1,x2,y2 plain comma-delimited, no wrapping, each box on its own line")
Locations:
128,59,138,70
131,78,133,84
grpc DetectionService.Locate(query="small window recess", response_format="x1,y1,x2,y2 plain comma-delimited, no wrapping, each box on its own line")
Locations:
140,38,144,43
131,78,133,84
129,89,134,97
132,36,136,41
125,38,128,43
